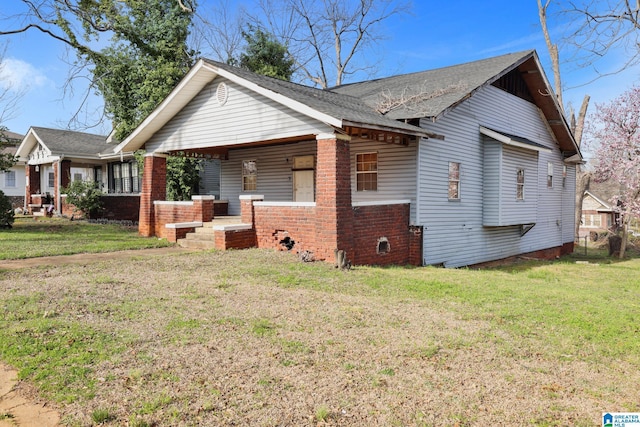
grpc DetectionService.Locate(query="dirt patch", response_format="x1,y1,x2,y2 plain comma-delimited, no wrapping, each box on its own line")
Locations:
0,363,59,427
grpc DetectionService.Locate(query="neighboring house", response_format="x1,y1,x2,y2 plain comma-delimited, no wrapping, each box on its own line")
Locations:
15,127,141,220
578,190,618,239
1,130,26,209
114,49,582,267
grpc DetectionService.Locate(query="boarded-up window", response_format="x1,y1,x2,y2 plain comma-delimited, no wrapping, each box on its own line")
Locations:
448,162,460,200
242,160,257,191
356,152,377,191
516,169,525,200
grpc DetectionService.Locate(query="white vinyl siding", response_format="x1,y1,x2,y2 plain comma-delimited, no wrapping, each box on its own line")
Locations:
350,138,418,221
221,140,316,215
482,141,538,226
144,77,332,154
417,85,572,267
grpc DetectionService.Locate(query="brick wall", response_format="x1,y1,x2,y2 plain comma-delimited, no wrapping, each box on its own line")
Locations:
253,204,317,254
215,228,256,249
351,203,419,266
99,195,141,221
7,196,24,210
153,196,215,240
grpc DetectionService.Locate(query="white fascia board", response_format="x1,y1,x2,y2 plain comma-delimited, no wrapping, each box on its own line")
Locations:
480,126,552,153
207,64,343,129
115,60,217,154
15,129,43,159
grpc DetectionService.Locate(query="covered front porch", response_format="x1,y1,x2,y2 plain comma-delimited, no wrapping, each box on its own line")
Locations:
140,134,423,266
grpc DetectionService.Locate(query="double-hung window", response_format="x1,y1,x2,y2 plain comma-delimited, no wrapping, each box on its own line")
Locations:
516,169,525,200
356,152,378,191
4,171,15,188
448,162,461,200
109,161,141,193
242,160,257,191
547,162,553,188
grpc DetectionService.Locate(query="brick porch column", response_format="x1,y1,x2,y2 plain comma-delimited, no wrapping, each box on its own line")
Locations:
240,195,264,225
139,153,167,237
315,133,354,261
26,165,40,205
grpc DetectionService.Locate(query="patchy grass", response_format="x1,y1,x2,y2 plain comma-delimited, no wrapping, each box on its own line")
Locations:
0,217,171,260
0,248,638,425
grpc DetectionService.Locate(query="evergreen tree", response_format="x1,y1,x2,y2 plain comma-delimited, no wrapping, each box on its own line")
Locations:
237,26,294,81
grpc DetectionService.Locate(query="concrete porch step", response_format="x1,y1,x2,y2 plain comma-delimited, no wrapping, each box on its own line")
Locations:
177,238,217,250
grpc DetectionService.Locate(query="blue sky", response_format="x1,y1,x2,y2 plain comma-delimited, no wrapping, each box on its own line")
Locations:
0,0,638,138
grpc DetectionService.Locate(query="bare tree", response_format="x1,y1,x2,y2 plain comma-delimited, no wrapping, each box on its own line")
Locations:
375,81,468,116
246,0,410,88
562,0,640,79
0,43,25,171
537,0,592,243
190,0,244,63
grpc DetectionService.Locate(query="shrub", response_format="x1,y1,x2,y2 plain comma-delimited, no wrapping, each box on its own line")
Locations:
62,180,103,219
0,190,14,229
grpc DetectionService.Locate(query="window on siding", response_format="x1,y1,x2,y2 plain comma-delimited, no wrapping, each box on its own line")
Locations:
242,160,257,191
48,172,54,188
516,169,525,200
73,173,83,182
448,162,460,200
562,165,567,188
109,161,141,194
547,162,553,188
4,171,15,187
94,167,103,188
356,152,378,191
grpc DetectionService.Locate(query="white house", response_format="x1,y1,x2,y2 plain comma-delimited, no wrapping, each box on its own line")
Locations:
1,130,26,209
112,50,582,267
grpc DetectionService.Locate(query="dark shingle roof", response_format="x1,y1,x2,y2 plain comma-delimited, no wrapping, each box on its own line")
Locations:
203,59,430,136
331,51,535,120
31,127,113,156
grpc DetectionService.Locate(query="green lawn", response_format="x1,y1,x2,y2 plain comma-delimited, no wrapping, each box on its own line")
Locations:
0,217,172,259
0,221,639,425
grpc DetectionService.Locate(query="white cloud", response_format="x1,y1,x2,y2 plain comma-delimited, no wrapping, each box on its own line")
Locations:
0,58,50,91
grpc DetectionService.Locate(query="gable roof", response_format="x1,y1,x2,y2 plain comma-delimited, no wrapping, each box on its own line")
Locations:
115,59,441,153
584,190,615,212
16,127,114,161
332,50,580,157
115,50,580,159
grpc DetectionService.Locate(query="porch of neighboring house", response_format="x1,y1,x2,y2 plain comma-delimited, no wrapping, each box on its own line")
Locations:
140,135,424,266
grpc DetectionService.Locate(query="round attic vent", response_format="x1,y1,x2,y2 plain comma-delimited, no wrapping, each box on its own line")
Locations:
216,82,228,106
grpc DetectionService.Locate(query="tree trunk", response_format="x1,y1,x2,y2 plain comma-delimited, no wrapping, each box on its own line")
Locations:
575,171,591,242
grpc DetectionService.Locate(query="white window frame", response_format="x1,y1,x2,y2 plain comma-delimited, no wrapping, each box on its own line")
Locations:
242,160,257,192
562,165,567,188
547,162,553,188
448,162,461,200
356,152,378,192
516,168,525,200
4,171,16,188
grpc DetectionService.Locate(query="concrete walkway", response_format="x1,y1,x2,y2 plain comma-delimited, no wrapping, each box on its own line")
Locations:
0,363,59,427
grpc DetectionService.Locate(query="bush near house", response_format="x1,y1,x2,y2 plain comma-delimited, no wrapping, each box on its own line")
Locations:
0,190,14,229
62,180,104,219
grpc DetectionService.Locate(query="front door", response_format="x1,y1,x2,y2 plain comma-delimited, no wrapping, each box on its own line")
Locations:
293,155,315,202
